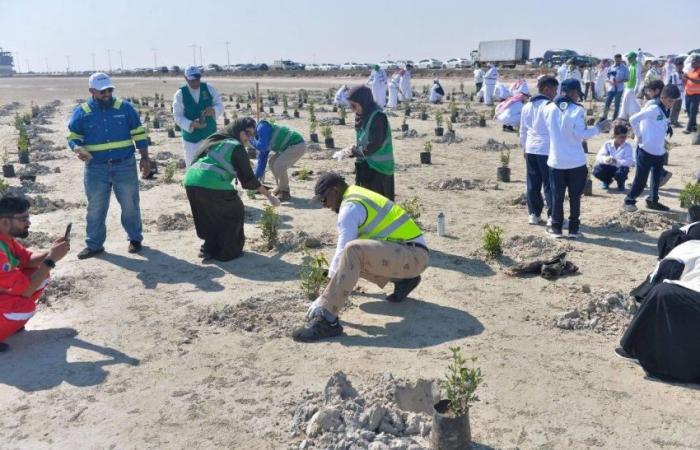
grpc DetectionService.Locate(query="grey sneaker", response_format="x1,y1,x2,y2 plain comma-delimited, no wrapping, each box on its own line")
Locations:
292,316,343,342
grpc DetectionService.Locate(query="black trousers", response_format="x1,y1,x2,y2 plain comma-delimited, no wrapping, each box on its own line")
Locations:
355,161,395,201
185,186,245,261
621,282,700,383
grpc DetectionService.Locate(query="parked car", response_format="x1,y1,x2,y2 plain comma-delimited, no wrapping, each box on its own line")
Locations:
378,60,399,70
272,60,305,70
153,66,168,73
205,64,223,72
444,58,472,69
527,57,544,67
169,65,181,73
416,58,443,69
542,49,579,67
340,62,362,70
305,64,321,71
319,63,339,71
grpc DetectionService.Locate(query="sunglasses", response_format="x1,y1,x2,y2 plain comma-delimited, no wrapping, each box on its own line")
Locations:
98,88,114,94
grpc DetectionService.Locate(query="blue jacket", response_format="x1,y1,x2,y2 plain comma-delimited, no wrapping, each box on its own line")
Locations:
67,97,148,163
251,121,274,179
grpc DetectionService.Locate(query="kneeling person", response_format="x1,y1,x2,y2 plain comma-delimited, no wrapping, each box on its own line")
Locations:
251,120,306,202
0,197,70,352
292,173,429,342
593,124,634,191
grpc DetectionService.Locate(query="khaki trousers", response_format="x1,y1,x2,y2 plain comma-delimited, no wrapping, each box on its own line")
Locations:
319,240,429,316
268,142,306,192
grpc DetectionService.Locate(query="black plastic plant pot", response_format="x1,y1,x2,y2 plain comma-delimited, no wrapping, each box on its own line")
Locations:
19,174,36,182
430,399,471,450
18,153,29,164
224,118,230,126
2,164,15,178
174,124,181,132
421,113,428,121
405,107,411,116
401,124,409,132
451,114,458,123
325,138,335,149
294,111,300,118
247,147,258,160
167,129,176,138
269,107,275,113
149,160,158,174
332,106,338,113
479,118,486,127
435,127,444,137
497,167,510,182
586,118,595,126
688,205,700,223
235,103,241,109
420,152,431,164
310,133,319,143
152,120,160,129
584,178,593,196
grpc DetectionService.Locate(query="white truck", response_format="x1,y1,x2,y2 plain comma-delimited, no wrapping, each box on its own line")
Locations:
471,39,530,68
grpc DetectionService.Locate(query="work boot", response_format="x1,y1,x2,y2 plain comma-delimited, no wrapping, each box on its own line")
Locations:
128,241,143,254
77,247,104,260
292,316,343,342
387,276,422,303
276,191,291,202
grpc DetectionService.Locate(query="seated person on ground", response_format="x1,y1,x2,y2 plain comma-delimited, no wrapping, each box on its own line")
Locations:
592,124,634,191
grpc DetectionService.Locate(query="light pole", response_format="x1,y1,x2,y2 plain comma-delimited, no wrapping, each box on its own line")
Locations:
45,57,49,74
91,52,96,72
65,55,71,74
191,44,197,66
25,59,30,73
199,46,204,67
119,49,124,71
107,48,112,73
225,41,231,68
14,52,20,73
151,48,158,70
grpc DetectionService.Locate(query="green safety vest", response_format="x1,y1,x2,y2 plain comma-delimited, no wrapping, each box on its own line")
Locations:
342,185,422,242
183,139,239,191
181,83,217,143
260,120,303,153
356,109,395,175
67,98,148,152
626,64,637,89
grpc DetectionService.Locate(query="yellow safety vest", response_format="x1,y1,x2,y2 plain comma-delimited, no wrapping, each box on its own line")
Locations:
342,185,422,241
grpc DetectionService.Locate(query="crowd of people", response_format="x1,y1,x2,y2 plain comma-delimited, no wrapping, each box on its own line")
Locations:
0,52,699,384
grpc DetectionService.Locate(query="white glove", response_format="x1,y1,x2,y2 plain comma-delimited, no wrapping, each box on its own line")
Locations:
332,150,346,161
306,297,325,320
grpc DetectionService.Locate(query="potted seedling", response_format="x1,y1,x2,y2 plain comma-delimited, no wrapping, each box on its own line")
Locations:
584,162,593,196
269,106,275,114
322,125,334,149
309,120,319,143
167,127,176,138
282,94,289,115
420,104,428,121
446,119,455,138
431,347,483,450
339,106,347,126
482,224,503,258
449,98,458,123
420,141,432,164
229,94,234,102
30,102,40,118
152,117,161,129
293,108,300,118
174,124,181,132
299,251,329,300
401,117,409,132
479,113,486,127
679,182,700,222
2,149,15,178
332,105,338,113
434,111,444,136
17,128,30,164
259,205,280,251
497,149,510,182
459,82,465,96
308,101,317,123
404,102,412,117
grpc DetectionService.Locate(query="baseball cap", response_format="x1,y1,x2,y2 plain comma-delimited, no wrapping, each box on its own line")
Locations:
184,65,202,80
88,72,114,91
312,172,346,203
560,79,583,96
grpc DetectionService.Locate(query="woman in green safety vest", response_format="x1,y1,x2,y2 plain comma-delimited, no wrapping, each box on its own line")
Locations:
183,118,279,262
341,85,396,201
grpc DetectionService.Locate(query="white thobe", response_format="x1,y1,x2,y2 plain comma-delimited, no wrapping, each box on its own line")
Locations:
368,69,387,107
387,75,400,108
399,70,412,101
483,67,499,105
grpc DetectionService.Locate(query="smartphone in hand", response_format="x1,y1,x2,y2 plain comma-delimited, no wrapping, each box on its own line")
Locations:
64,223,72,240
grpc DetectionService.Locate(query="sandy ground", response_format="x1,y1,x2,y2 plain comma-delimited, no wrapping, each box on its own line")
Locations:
1,76,700,450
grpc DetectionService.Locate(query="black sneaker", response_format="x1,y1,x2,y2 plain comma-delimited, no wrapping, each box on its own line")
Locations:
0,342,9,353
128,241,143,254
614,347,639,365
77,247,104,260
387,276,422,303
292,316,343,342
645,200,670,212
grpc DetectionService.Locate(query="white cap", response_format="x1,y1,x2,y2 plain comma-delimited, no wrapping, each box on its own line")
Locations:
184,65,202,80
88,72,114,91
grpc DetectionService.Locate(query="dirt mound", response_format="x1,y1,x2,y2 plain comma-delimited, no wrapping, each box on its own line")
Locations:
279,230,333,251
17,163,53,176
553,288,636,336
196,290,307,338
432,133,464,145
153,212,192,231
591,211,677,233
427,177,498,191
394,129,427,140
40,276,84,307
289,371,435,449
503,235,570,262
476,138,517,152
29,196,83,214
0,102,21,116
18,231,54,250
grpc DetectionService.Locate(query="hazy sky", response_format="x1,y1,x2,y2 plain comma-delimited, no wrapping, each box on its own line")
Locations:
1,0,697,72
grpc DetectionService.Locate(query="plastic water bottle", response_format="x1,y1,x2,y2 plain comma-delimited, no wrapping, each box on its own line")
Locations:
437,212,445,237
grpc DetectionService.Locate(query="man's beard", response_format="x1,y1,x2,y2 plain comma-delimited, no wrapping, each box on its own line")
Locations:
10,227,29,239
96,97,113,109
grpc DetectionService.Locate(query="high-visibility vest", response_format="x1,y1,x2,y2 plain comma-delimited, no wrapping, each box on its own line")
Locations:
356,109,395,175
341,185,422,241
69,98,147,152
183,139,239,191
259,120,303,153
181,83,217,143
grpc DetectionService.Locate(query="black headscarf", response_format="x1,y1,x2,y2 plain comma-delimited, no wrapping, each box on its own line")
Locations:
200,117,256,152
348,85,379,130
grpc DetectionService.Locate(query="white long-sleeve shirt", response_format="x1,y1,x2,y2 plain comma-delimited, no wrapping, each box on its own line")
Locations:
629,100,669,156
519,97,550,155
595,140,634,167
543,100,601,169
172,83,224,132
329,202,427,277
473,68,484,83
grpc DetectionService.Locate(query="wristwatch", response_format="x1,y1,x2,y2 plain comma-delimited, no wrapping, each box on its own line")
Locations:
43,258,56,269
